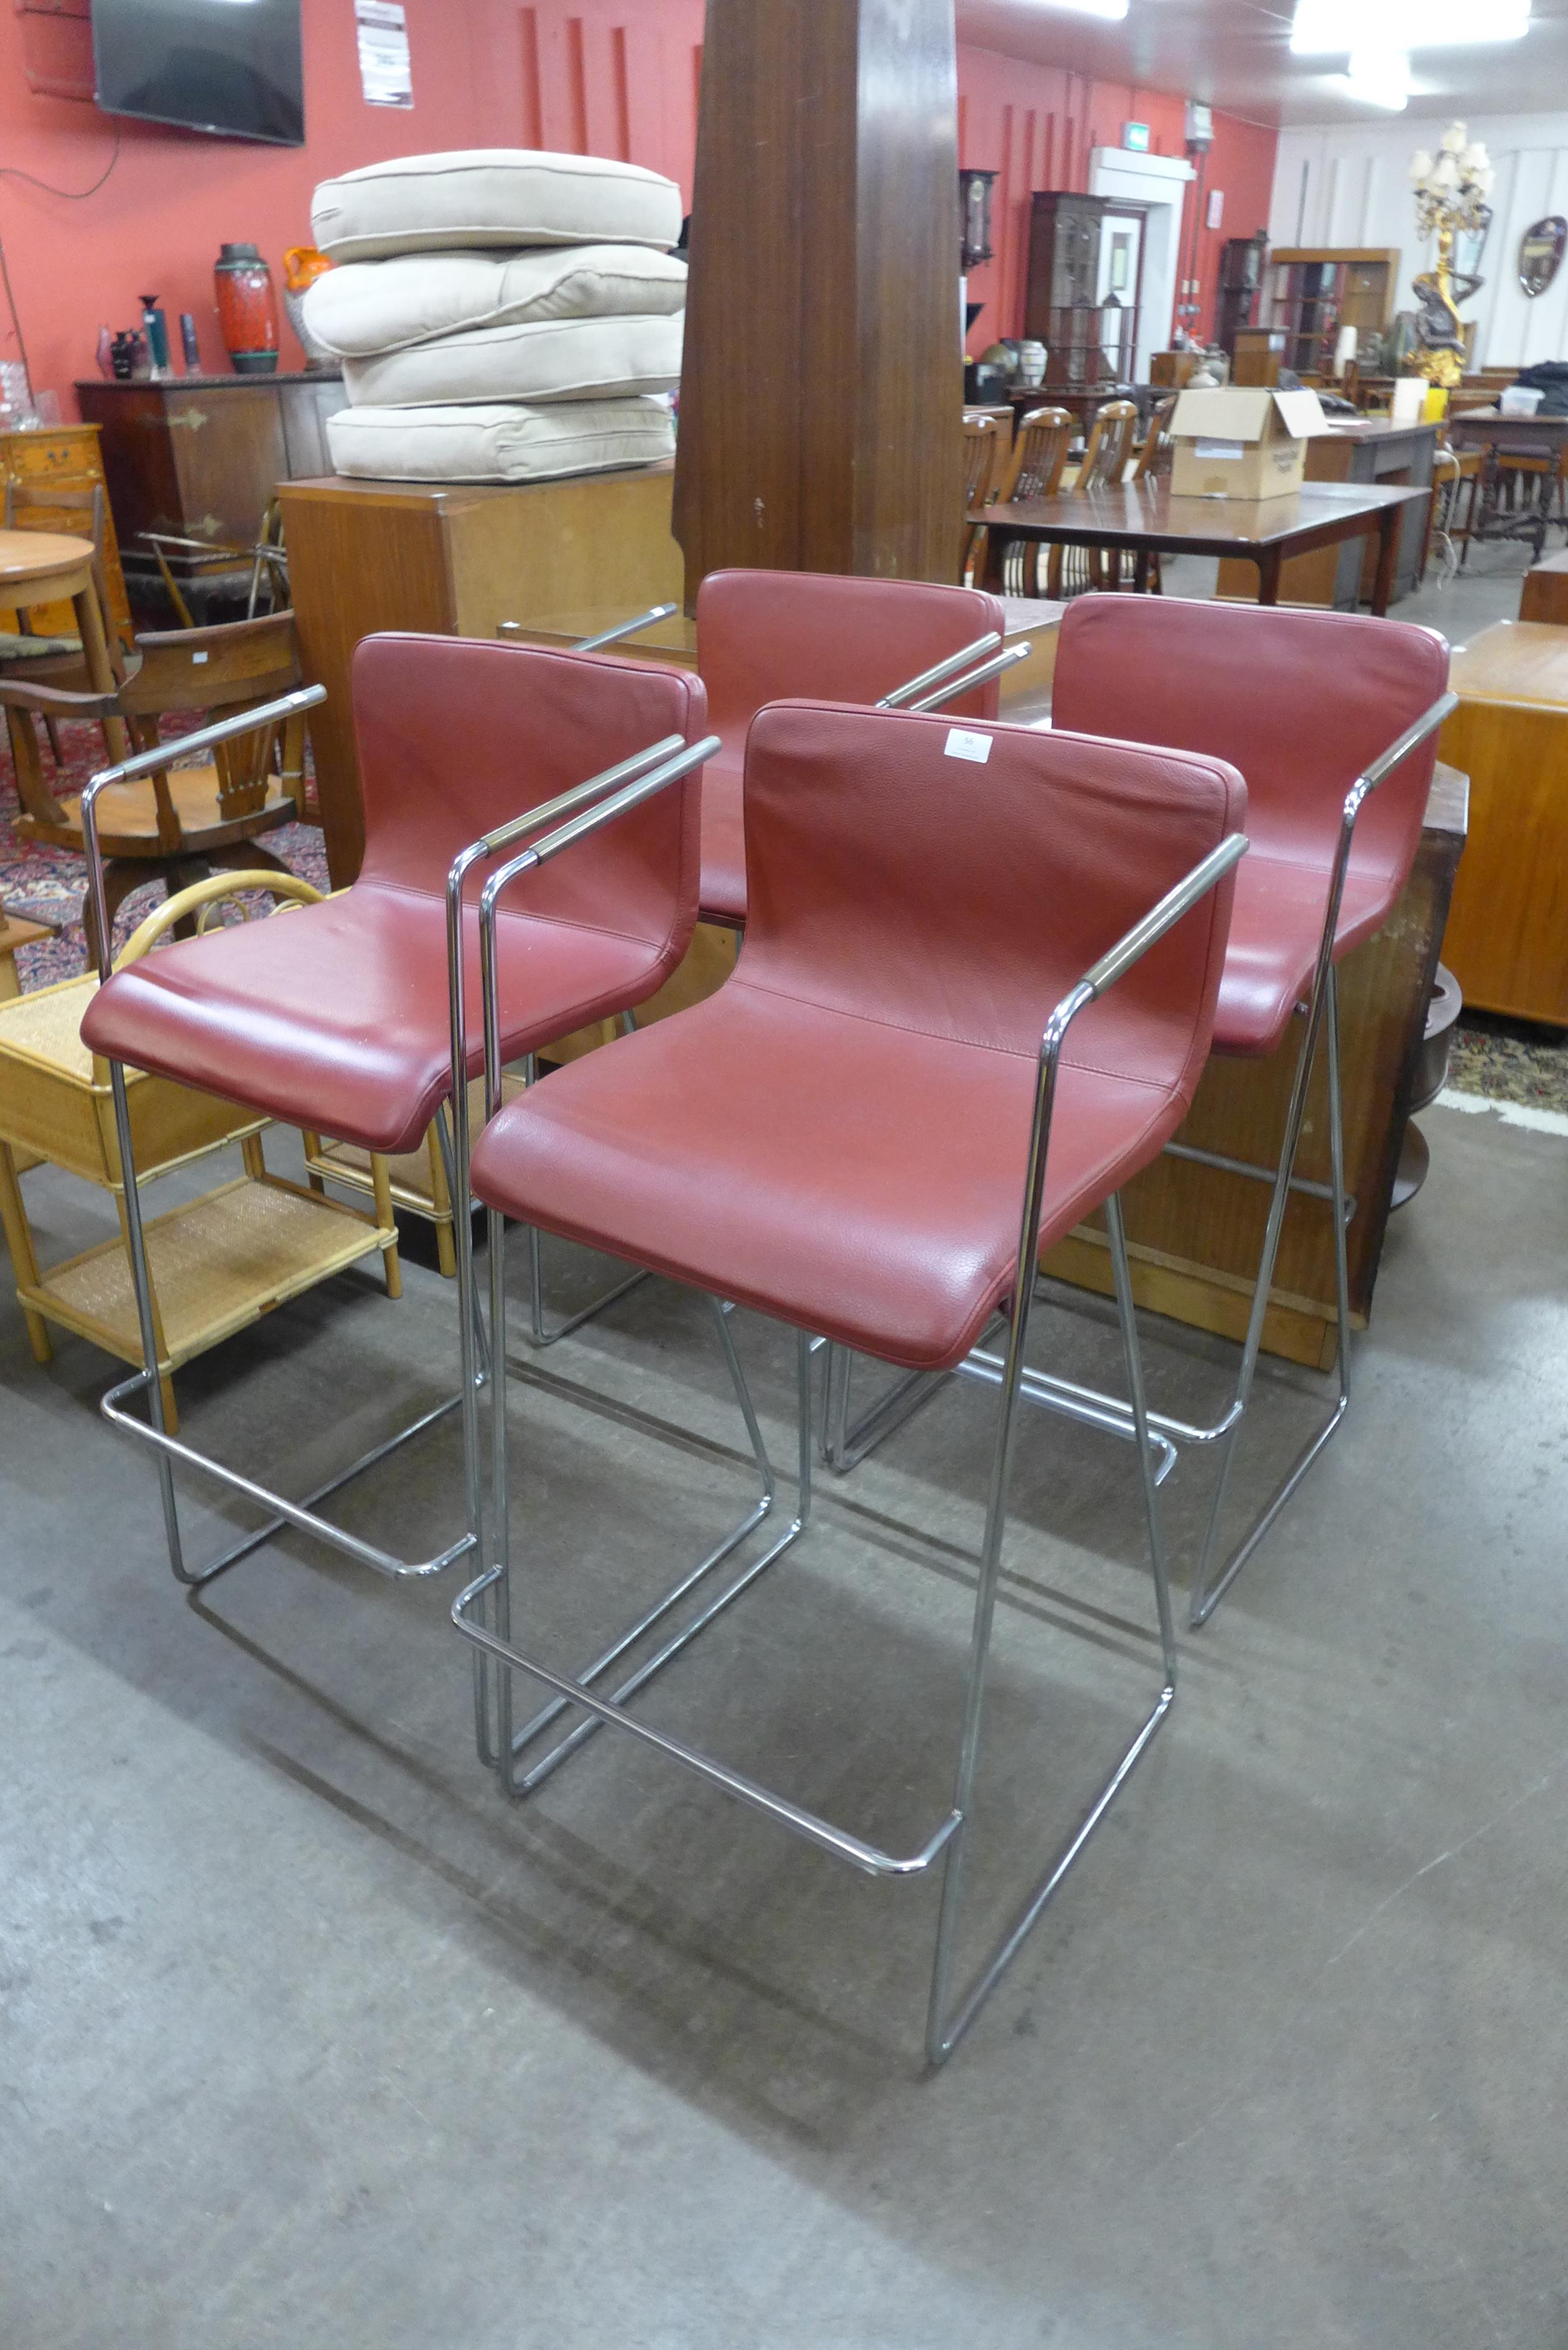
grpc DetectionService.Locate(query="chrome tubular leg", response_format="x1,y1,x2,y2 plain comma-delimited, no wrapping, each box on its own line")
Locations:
502,1297,805,1795
1187,971,1350,1628
925,1199,1178,2068
520,1050,650,1349
487,1201,513,1771
442,994,495,1762
107,1056,189,1583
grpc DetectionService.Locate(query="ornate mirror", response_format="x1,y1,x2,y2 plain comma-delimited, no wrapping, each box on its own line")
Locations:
1519,217,1567,297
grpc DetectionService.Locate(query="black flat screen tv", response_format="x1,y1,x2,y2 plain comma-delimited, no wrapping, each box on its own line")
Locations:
93,0,306,148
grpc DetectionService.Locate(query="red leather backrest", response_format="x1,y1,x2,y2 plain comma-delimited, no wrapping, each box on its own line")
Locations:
1052,595,1448,904
696,570,1008,750
736,701,1246,1098
351,635,707,943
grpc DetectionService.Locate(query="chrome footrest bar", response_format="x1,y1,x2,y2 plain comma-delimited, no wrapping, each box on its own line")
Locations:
452,1563,964,1879
101,1369,476,1585
1163,1138,1356,1220
824,1337,1193,1477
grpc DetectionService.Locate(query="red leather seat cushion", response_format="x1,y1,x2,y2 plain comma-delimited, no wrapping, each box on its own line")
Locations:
82,637,707,1154
1050,594,1449,1057
694,570,1008,927
470,700,1245,1371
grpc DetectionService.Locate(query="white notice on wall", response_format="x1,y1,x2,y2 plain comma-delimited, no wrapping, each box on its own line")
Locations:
357,0,413,108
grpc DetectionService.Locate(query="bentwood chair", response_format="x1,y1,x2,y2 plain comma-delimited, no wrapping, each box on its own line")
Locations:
452,696,1246,2062
1049,594,1454,1623
79,635,714,1617
0,612,310,965
692,571,1015,933
994,406,1075,594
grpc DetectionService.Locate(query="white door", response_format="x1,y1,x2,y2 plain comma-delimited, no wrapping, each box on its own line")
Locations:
1088,148,1196,380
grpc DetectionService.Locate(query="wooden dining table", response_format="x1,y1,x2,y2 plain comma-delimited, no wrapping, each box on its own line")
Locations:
976,479,1432,615
0,527,126,757
1444,408,1568,562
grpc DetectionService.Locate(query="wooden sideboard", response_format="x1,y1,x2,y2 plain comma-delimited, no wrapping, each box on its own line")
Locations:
76,372,343,585
276,464,687,886
1439,621,1568,1023
0,421,133,645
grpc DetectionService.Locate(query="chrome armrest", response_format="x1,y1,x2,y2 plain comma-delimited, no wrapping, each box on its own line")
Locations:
80,681,327,982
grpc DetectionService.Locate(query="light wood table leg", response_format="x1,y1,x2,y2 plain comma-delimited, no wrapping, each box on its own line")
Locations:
370,1153,402,1298
0,1138,53,1364
71,581,129,761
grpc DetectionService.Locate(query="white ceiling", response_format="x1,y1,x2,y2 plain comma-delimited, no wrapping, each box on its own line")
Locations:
957,0,1568,126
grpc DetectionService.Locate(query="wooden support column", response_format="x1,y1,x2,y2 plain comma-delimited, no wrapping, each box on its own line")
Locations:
673,0,964,602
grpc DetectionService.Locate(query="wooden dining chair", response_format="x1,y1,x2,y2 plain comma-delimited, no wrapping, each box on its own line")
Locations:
1074,397,1141,491
1057,399,1140,595
0,610,309,963
961,412,1004,584
994,406,1074,595
1131,395,1178,482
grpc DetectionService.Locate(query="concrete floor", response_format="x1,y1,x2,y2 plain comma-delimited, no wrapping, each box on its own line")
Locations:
1,1085,1565,2349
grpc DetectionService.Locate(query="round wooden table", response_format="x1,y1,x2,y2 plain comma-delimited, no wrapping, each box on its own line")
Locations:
0,527,126,757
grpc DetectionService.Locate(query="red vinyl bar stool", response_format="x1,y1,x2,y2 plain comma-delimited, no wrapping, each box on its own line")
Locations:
78,636,715,1631
1048,594,1457,1625
691,570,1020,929
451,696,1247,2062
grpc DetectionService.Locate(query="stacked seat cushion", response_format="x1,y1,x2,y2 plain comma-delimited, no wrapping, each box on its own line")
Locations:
341,311,681,408
312,150,682,263
325,399,676,484
315,148,684,485
302,245,688,356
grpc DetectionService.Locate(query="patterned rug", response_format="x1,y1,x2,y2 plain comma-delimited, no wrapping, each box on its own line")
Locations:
0,716,329,990
1448,1012,1568,1114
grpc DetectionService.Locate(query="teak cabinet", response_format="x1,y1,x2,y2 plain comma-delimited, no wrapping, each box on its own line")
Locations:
76,373,345,583
278,464,686,886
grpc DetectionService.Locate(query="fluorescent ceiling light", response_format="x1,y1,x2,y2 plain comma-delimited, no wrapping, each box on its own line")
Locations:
1291,0,1529,50
1343,47,1411,106
1030,0,1129,19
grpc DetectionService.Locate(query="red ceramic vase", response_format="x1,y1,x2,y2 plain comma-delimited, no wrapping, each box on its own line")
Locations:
214,243,279,376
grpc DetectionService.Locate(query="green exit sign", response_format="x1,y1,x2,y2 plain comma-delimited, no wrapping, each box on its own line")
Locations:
1122,121,1150,151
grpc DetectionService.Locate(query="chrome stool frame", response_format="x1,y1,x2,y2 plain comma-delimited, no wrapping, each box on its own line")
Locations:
83,698,709,1611
448,787,1244,2062
823,692,1457,1631
81,688,482,1593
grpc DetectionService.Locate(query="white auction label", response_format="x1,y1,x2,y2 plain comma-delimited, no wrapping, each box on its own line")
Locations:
945,728,992,764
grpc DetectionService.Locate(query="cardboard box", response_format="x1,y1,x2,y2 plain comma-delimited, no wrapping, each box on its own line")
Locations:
1169,386,1330,500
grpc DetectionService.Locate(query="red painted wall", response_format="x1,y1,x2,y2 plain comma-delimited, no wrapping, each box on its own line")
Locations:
957,46,1277,354
0,0,704,408
0,4,1272,412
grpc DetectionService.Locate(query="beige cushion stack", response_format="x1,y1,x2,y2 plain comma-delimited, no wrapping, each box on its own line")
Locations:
306,151,685,484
